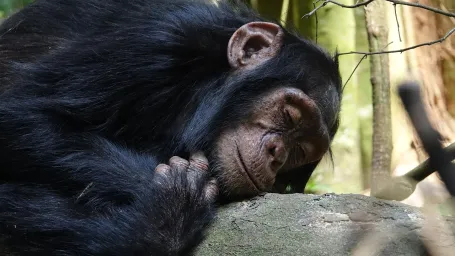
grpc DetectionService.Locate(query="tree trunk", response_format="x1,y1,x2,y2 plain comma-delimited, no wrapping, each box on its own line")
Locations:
355,7,373,191
365,0,393,196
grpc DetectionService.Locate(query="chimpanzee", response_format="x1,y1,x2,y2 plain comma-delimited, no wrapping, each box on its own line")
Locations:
0,0,342,255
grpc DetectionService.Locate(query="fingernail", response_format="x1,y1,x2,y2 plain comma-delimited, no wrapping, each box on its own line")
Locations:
155,164,170,174
191,151,208,163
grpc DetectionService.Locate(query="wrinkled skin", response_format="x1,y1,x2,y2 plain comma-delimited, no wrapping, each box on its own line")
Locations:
213,87,334,198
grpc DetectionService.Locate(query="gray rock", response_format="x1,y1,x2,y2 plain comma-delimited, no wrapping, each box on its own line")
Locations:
196,193,455,256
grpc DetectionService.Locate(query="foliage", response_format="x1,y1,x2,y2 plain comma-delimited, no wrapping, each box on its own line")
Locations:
0,0,32,18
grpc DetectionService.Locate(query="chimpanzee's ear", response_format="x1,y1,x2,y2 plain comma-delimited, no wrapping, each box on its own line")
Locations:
227,22,284,69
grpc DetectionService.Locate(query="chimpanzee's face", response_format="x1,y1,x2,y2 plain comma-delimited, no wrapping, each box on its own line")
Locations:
206,22,341,198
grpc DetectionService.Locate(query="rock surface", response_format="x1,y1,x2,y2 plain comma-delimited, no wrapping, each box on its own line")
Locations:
196,193,455,256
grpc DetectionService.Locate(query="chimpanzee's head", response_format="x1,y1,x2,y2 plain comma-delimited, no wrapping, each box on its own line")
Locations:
177,17,342,199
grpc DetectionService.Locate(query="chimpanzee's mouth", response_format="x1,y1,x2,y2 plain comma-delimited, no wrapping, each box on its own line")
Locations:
235,145,262,192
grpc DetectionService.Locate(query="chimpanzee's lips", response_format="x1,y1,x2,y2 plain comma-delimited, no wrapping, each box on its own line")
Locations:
235,145,262,192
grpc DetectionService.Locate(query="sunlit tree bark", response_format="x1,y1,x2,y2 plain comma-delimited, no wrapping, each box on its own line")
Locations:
390,0,455,206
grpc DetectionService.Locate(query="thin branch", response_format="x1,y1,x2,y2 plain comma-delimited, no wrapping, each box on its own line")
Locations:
313,2,319,43
302,0,375,18
343,55,367,89
387,0,455,18
440,4,455,24
393,4,402,42
342,42,393,88
338,26,455,56
303,0,455,19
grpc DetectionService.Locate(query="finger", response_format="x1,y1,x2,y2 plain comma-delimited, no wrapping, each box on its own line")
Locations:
169,156,189,172
154,163,171,176
189,151,209,172
204,179,219,203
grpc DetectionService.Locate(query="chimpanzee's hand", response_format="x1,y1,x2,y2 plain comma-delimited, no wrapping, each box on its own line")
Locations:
153,152,218,202
149,152,218,255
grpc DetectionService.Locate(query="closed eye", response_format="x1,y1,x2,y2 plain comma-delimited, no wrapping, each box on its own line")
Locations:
284,109,293,126
283,106,301,127
285,143,307,167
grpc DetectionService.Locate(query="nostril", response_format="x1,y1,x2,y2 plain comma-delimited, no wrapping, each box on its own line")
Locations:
266,139,287,165
268,146,276,157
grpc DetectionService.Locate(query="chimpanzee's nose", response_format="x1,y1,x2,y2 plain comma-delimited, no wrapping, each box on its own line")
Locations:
264,135,288,172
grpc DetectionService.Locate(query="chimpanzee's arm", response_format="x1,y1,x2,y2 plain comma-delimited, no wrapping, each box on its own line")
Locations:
0,102,216,256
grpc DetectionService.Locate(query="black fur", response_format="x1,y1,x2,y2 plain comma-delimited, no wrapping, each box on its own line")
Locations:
0,0,342,255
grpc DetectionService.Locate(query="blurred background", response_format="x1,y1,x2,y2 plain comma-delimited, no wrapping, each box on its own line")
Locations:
0,0,32,17
1,0,454,208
